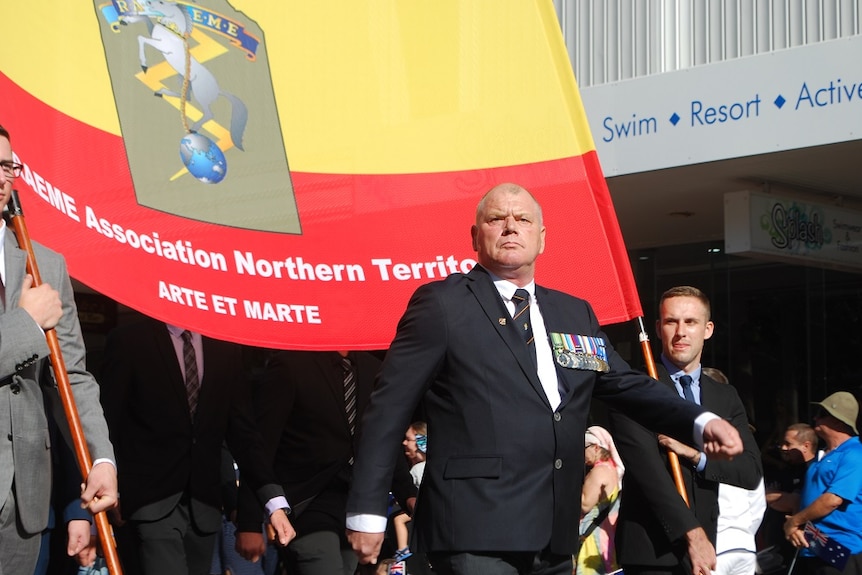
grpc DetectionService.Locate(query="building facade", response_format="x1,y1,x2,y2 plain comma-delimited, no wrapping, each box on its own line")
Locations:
553,0,862,441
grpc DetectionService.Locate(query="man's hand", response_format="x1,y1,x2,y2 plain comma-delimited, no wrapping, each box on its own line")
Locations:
657,434,701,466
685,526,716,575
18,275,62,330
269,508,296,547
701,418,742,459
783,514,808,548
66,519,97,567
236,530,267,562
80,462,119,514
347,529,384,565
783,492,842,548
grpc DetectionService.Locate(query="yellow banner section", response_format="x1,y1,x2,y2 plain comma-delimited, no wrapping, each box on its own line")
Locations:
2,1,596,173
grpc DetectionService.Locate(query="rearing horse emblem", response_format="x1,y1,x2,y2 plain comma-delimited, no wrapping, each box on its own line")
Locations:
94,0,302,233
102,0,252,183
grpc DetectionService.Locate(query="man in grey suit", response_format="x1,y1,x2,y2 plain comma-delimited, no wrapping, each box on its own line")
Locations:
0,124,118,573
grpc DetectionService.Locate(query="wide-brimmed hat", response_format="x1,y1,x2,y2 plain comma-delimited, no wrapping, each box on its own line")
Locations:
812,391,859,435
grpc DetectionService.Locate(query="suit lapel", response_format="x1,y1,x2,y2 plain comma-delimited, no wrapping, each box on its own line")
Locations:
466,267,548,407
698,373,718,409
318,353,350,433
656,364,675,390
197,336,222,419
4,231,26,308
354,354,374,420
151,322,190,416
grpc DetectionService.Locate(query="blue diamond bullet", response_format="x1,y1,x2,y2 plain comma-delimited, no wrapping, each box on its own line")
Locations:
774,95,786,108
670,113,680,126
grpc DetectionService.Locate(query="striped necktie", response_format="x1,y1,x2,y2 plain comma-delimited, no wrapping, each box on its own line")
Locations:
342,355,357,464
181,331,201,419
342,356,357,436
512,289,537,367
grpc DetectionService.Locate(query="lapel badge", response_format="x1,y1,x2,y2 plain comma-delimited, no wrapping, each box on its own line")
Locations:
498,318,507,325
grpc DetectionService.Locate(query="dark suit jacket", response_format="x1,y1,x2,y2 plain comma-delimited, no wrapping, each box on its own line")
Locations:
99,318,279,531
609,364,762,568
236,351,416,534
347,266,708,554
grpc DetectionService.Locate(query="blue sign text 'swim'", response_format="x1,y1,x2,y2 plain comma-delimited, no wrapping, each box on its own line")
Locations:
602,114,658,142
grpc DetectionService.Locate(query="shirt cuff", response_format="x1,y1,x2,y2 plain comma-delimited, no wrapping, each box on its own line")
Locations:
265,496,290,517
345,512,387,533
695,451,707,472
92,458,116,470
693,412,719,449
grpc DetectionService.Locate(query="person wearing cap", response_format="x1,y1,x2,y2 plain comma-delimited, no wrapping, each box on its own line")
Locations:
784,391,862,573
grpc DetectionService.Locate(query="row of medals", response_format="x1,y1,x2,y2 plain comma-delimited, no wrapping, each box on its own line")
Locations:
554,349,610,372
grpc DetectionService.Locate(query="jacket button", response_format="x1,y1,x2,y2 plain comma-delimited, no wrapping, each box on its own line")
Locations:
554,459,563,469
6,434,11,441
10,384,21,394
15,363,22,371
31,354,38,360
553,412,561,422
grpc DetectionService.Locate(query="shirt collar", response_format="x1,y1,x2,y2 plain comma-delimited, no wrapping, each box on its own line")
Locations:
486,270,535,302
661,355,702,385
166,323,200,341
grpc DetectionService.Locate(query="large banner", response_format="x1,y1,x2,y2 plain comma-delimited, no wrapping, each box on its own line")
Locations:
1,1,641,349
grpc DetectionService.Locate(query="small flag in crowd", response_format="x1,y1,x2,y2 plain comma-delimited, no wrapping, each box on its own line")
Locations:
805,521,850,571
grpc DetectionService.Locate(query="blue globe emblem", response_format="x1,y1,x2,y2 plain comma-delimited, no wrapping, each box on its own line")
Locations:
179,133,227,184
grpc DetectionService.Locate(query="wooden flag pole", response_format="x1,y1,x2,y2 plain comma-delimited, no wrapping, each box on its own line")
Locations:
637,316,690,507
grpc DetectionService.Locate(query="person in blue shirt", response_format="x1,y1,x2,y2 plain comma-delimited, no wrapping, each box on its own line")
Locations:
784,391,862,575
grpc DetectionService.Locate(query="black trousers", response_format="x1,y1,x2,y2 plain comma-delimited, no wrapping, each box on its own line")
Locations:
426,549,573,575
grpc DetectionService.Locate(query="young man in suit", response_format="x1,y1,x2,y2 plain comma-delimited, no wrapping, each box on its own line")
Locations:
0,124,118,572
234,350,417,575
346,183,744,575
609,286,763,575
99,318,294,575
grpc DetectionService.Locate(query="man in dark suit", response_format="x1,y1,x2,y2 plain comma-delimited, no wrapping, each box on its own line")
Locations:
609,286,762,575
0,123,117,573
346,183,744,575
99,318,293,575
235,350,417,575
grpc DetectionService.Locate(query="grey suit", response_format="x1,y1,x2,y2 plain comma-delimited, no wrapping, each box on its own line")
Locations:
0,226,114,571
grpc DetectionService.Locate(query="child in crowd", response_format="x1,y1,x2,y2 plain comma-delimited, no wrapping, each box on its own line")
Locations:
392,421,427,563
